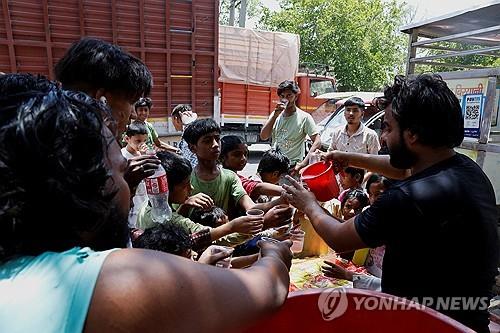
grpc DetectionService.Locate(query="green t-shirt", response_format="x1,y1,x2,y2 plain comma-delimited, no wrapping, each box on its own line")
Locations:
271,108,318,165
137,206,206,233
190,167,247,215
145,121,158,149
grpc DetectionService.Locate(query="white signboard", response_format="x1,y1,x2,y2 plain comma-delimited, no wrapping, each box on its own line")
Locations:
462,94,483,139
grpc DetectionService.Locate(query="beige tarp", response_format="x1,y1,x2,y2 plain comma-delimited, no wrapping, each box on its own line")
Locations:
218,25,299,87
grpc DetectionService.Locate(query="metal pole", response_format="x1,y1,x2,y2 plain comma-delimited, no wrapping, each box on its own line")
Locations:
239,0,247,27
229,0,236,26
405,30,418,76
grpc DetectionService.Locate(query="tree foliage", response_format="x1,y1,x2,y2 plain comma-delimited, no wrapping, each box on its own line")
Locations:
414,41,500,74
257,0,409,91
219,0,262,26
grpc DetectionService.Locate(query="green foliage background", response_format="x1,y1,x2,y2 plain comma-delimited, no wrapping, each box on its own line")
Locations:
256,0,408,91
219,1,499,91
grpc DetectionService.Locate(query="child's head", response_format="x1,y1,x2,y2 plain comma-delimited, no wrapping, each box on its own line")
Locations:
157,151,193,204
340,167,365,190
135,97,152,122
341,189,369,220
134,223,193,258
220,135,248,172
257,148,290,184
183,119,221,161
365,173,390,205
191,206,228,228
124,121,148,153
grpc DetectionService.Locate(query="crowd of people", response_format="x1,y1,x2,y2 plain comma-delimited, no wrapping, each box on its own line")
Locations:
0,37,498,333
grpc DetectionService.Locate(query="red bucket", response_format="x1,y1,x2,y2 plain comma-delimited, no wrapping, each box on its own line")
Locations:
300,161,339,202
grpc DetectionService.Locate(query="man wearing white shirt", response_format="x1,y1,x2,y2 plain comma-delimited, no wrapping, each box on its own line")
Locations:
329,97,380,154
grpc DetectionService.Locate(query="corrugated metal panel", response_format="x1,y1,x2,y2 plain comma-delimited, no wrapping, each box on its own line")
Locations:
220,82,277,118
0,0,218,121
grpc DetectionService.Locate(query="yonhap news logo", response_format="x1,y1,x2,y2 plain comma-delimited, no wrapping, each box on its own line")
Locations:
317,288,349,320
317,288,490,320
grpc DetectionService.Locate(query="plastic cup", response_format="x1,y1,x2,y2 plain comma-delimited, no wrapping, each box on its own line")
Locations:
290,229,305,254
212,245,233,268
246,209,264,217
181,112,197,125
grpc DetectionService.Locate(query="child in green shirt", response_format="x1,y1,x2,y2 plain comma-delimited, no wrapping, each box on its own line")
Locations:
183,119,294,228
137,151,263,248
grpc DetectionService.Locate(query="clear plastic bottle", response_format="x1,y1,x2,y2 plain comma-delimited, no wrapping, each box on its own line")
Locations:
144,161,172,224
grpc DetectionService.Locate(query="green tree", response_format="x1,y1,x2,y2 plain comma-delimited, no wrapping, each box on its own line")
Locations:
413,41,500,74
258,0,409,91
219,0,262,26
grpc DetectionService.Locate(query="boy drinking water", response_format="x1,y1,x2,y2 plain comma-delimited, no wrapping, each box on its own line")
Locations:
122,121,148,159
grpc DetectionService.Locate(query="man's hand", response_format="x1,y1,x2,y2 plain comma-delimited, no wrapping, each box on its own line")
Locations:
184,193,214,210
274,100,287,114
263,204,294,229
229,215,264,235
257,239,293,270
322,150,349,173
321,260,354,281
198,245,233,265
138,143,149,155
124,154,161,190
282,175,318,213
290,161,306,177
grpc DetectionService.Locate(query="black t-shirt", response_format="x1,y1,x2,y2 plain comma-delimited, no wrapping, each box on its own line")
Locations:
355,153,499,332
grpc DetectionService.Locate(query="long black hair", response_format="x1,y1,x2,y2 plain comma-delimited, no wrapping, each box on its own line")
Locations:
0,74,119,259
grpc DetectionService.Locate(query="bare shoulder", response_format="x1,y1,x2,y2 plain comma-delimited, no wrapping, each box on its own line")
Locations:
83,249,186,333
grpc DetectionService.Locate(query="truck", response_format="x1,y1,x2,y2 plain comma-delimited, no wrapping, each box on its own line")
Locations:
0,0,335,145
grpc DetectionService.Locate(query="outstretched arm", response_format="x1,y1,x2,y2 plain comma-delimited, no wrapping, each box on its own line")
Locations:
154,137,179,153
85,241,292,332
260,106,283,140
294,132,321,174
238,195,294,229
323,151,410,180
252,182,284,199
283,176,366,252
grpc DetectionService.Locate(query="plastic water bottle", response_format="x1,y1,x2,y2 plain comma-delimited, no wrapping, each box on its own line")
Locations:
144,161,172,224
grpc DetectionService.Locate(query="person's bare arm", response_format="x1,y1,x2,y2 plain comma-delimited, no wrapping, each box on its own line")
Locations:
211,215,264,239
252,182,283,198
283,176,366,252
260,108,282,140
238,194,285,212
238,195,293,229
302,200,366,252
231,253,259,268
154,137,179,153
294,133,321,174
85,242,292,333
323,150,410,180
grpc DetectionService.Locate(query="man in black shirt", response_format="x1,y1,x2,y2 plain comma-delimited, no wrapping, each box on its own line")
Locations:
283,74,499,332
